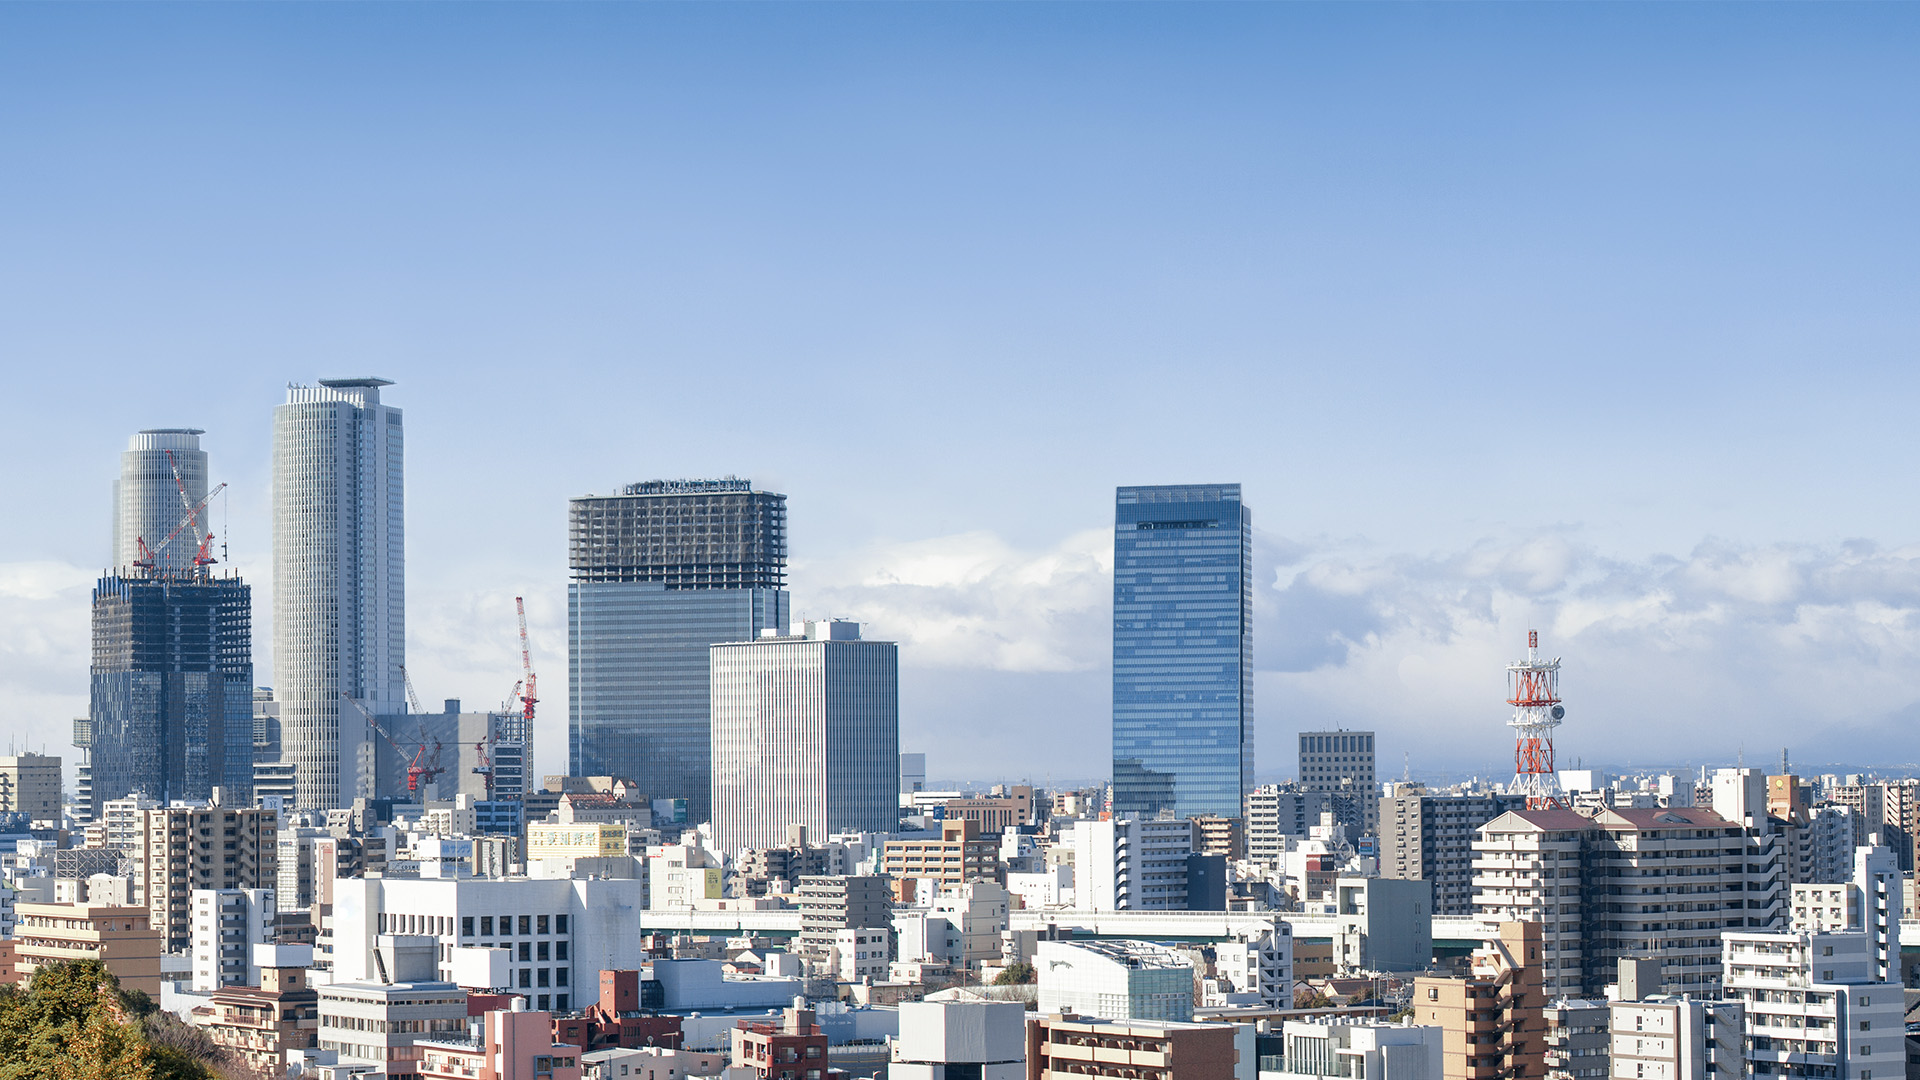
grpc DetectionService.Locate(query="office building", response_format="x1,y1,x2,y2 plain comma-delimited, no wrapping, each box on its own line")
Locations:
1256,1019,1443,1080
373,701,528,804
318,937,469,1079
568,478,789,822
1111,483,1252,821
189,887,276,991
0,754,60,823
1071,818,1209,911
901,753,927,797
88,570,254,815
1245,784,1336,864
140,804,279,952
1299,730,1378,838
1026,1014,1250,1080
113,428,209,577
1411,922,1545,1080
11,901,163,995
709,619,899,853
1474,805,1783,997
272,377,406,811
1721,929,1899,1080
891,1000,1026,1080
882,819,1004,887
1378,787,1524,916
1036,939,1195,1023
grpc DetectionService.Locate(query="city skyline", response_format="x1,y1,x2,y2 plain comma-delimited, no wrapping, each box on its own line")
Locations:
1,4,1918,782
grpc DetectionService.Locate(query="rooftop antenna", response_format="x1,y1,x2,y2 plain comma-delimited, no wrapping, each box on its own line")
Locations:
1506,628,1566,810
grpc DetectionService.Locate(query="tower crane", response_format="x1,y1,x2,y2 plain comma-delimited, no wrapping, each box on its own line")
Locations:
515,597,538,728
340,692,445,797
132,482,228,577
164,449,222,570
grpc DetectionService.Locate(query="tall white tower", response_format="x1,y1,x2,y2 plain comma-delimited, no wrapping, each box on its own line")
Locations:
112,429,208,575
1507,629,1565,809
273,378,405,811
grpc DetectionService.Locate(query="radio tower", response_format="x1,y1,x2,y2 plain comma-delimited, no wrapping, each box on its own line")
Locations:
1507,629,1566,809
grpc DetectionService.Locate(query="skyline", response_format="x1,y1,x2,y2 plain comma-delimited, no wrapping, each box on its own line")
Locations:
2,4,1918,783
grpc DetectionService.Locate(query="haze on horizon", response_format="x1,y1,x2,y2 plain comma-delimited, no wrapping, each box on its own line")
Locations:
0,4,1915,788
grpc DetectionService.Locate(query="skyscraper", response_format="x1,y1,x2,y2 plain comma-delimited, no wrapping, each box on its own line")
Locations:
568,478,789,822
1298,729,1379,838
90,427,251,816
709,619,899,853
272,378,405,811
113,429,209,577
1111,483,1252,821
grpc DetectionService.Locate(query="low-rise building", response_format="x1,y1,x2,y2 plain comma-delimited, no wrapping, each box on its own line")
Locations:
11,901,162,995
731,1006,830,1080
1254,1017,1442,1080
198,948,319,1075
317,938,471,1080
418,1008,583,1080
891,1000,1026,1080
1025,1013,1252,1080
1035,939,1194,1023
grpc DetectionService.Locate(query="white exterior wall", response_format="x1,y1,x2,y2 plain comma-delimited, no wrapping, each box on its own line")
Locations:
190,887,275,991
1034,940,1194,1022
892,1000,1025,1079
1071,819,1197,912
1264,1019,1444,1080
114,429,208,576
273,379,404,811
1723,931,1901,1080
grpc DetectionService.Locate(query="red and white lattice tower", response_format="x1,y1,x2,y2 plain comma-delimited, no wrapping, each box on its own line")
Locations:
1507,629,1566,809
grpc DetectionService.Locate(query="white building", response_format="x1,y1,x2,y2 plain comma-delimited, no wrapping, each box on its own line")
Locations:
1258,1018,1443,1080
1036,939,1194,1023
647,841,723,910
1007,865,1072,910
316,936,469,1076
189,888,275,991
272,377,405,811
835,927,891,982
1721,929,1901,1080
1207,926,1293,1009
890,1000,1025,1080
708,620,899,854
113,428,208,576
332,875,647,1013
1608,996,1745,1080
1071,818,1199,911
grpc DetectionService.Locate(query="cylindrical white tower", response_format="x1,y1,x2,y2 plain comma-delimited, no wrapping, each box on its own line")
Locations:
112,429,207,575
273,378,405,812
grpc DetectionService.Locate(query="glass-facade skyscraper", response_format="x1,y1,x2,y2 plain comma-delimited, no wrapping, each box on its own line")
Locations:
1111,483,1252,821
568,478,789,823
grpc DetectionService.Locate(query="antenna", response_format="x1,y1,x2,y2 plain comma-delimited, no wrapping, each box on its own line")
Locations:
1506,628,1566,810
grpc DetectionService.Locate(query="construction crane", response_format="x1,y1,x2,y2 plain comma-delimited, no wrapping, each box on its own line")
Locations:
400,665,425,715
515,597,538,729
474,677,520,800
132,482,228,577
164,449,223,571
340,692,445,797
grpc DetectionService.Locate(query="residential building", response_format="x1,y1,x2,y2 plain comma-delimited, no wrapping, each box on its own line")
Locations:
1035,939,1195,1023
1025,1014,1252,1080
1608,959,1744,1080
11,901,163,995
139,804,279,952
273,377,406,811
577,1046,728,1080
89,571,254,814
1245,784,1335,864
1721,929,1898,1080
1411,922,1546,1080
796,875,892,959
709,620,899,854
551,970,686,1054
1255,1018,1443,1080
881,819,1003,887
891,1000,1026,1080
1378,787,1523,916
200,950,320,1075
1110,483,1252,821
318,945,470,1080
1543,1000,1609,1080
332,876,651,1013
1194,815,1245,860
731,1006,829,1080
647,841,723,910
568,478,789,823
834,927,890,982
418,1008,584,1080
1299,730,1378,838
190,887,276,991
1473,806,1783,997
0,754,60,822
1071,818,1205,911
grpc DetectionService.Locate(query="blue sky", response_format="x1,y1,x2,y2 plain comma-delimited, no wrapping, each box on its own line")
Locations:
1,4,1916,786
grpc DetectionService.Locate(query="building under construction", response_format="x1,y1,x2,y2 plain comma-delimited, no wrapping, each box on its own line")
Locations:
372,700,528,804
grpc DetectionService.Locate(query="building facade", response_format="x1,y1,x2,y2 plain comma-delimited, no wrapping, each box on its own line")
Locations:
1721,929,1899,1080
1035,940,1195,1023
0,754,61,822
1411,922,1546,1080
1025,1014,1249,1080
272,378,406,811
1378,787,1524,916
89,573,254,814
1298,730,1378,838
140,805,279,952
568,479,789,822
1111,483,1252,821
113,428,209,577
709,620,899,853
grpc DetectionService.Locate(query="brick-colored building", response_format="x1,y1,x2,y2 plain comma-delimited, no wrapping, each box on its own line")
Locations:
1412,921,1546,1080
197,954,319,1074
881,820,1002,887
1025,1013,1248,1080
732,1006,830,1080
11,902,163,995
550,970,683,1052
420,1009,583,1080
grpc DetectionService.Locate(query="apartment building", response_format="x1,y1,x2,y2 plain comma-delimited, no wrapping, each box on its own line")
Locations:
1721,929,1900,1080
881,819,1003,887
139,804,279,951
1245,785,1339,865
418,1009,584,1080
1608,958,1744,1080
200,953,319,1075
1255,1018,1443,1080
1542,999,1609,1080
731,1006,830,1080
796,875,893,959
1473,806,1783,997
1411,922,1546,1080
1379,788,1523,916
1071,818,1205,911
1025,1013,1251,1080
10,901,162,995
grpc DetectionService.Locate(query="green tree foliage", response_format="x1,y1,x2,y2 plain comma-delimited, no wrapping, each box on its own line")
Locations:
0,961,227,1080
992,962,1036,986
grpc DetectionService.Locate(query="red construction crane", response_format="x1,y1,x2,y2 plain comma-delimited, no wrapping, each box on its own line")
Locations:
164,449,222,571
516,596,538,727
340,692,444,796
132,482,228,576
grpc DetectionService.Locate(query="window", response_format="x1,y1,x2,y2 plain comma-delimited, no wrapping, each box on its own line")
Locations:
519,943,532,962
480,916,493,936
538,915,550,935
499,914,513,935
537,942,550,962
538,994,550,1010
1428,988,1438,1001
1862,1021,1872,1031
557,969,568,986
519,969,531,988
556,915,568,933
1823,946,1833,956
519,915,532,935
462,917,474,937
538,969,550,987
556,942,569,960
556,994,569,1011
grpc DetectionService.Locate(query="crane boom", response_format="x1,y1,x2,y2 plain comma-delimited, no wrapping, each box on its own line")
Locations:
339,691,444,796
400,665,425,715
516,596,538,723
134,482,228,574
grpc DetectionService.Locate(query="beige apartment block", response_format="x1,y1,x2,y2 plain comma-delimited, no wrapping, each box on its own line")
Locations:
12,902,163,995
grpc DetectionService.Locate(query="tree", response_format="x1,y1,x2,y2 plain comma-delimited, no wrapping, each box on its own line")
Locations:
0,961,219,1080
992,962,1036,986
50,988,154,1080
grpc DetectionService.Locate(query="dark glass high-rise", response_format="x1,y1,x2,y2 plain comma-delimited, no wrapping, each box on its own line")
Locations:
1111,483,1252,820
